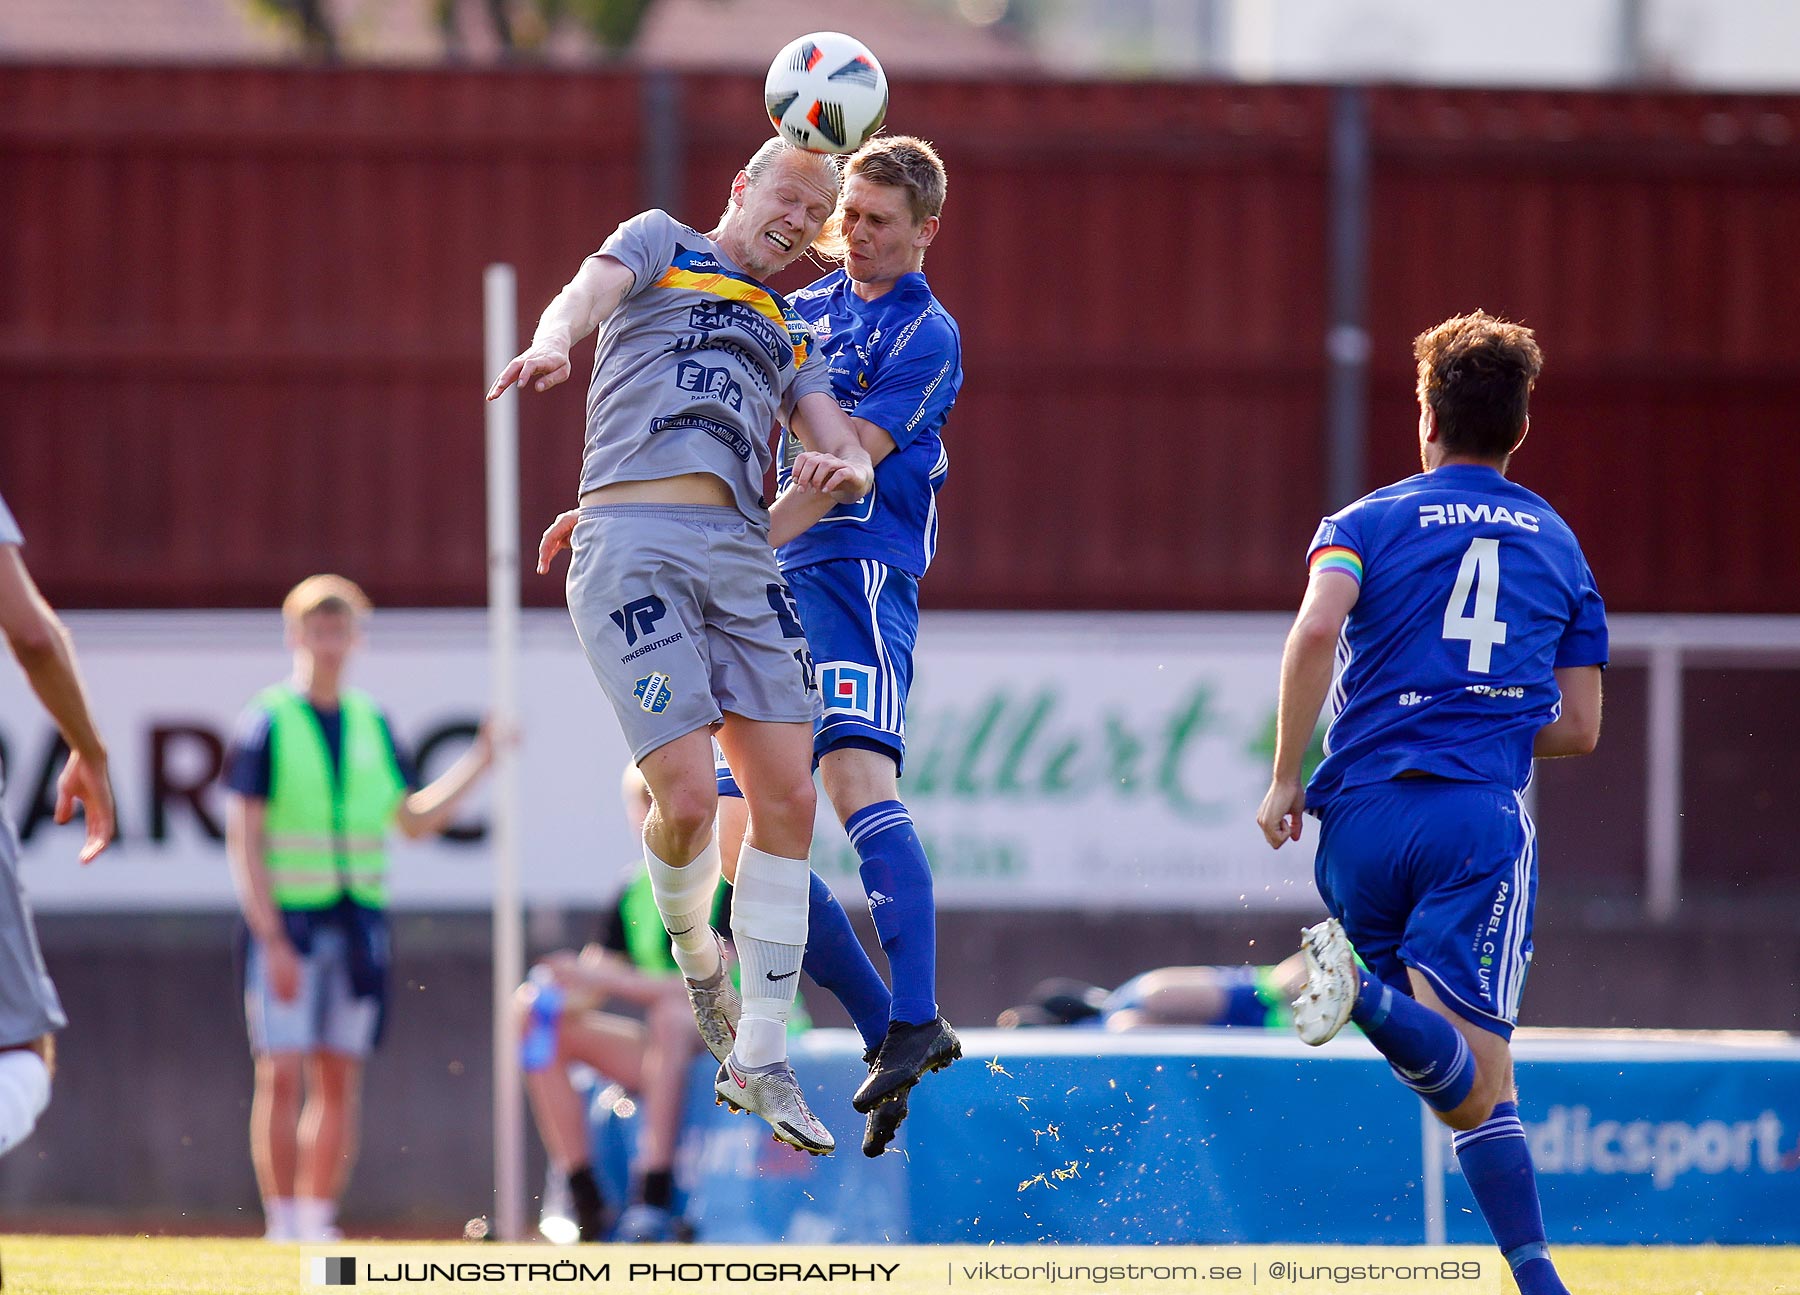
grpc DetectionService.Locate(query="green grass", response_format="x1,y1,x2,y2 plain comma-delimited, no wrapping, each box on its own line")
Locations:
0,1238,1795,1295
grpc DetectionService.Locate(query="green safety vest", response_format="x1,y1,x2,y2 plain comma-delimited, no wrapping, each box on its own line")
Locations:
259,684,407,911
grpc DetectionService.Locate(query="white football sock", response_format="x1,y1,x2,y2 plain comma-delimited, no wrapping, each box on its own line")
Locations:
730,844,810,1068
263,1196,297,1242
294,1196,337,1241
645,837,724,981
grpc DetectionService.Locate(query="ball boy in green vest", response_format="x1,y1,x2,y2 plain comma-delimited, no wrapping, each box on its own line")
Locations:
224,574,498,1242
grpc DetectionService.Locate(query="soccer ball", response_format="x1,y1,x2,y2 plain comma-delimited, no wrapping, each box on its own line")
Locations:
764,32,888,155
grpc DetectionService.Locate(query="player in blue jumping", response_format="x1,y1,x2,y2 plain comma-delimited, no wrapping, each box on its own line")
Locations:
1257,312,1604,1295
541,136,964,1158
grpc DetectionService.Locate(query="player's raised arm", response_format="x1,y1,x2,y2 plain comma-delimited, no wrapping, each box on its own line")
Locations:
487,254,635,401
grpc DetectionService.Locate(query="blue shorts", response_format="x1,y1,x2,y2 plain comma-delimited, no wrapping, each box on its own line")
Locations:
713,559,919,796
787,558,919,772
1313,780,1537,1040
243,908,389,1058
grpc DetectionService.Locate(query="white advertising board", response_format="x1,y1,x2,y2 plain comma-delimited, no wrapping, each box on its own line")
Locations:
0,612,1315,912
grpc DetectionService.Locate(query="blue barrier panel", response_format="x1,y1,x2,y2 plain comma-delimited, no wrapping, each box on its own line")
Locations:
1442,1035,1800,1245
603,1028,1800,1244
898,1032,1424,1244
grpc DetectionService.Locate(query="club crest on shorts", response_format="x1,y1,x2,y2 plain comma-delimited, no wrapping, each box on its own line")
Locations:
634,672,673,714
819,661,877,720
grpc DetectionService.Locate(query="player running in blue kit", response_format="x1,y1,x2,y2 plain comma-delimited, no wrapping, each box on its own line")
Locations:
491,138,874,1156
540,136,964,1158
1257,312,1604,1295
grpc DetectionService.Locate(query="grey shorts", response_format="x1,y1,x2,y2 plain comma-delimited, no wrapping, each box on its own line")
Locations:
0,809,67,1049
244,925,381,1058
567,503,819,761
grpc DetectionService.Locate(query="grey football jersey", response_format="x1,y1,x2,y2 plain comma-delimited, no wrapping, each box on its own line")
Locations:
580,210,835,523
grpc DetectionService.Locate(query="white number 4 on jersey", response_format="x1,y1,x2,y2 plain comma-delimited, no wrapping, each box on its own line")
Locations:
1443,537,1508,673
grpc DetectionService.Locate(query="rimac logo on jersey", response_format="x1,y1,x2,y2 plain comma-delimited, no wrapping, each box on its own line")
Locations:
634,672,674,714
610,595,667,646
819,662,876,720
1418,502,1541,532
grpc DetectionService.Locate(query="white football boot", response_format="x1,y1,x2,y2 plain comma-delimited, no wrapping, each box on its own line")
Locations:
682,931,741,1063
714,1055,835,1156
1294,918,1359,1046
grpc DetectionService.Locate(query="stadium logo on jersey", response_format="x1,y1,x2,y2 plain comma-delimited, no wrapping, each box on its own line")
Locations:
634,672,674,715
1418,502,1541,532
610,595,668,646
820,662,877,720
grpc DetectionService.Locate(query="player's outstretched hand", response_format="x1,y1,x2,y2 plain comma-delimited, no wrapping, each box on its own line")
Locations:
790,451,873,505
54,750,115,864
1256,778,1306,849
487,343,572,401
537,509,581,574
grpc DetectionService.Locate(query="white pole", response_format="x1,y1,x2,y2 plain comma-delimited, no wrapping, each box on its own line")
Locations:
1421,1100,1447,1245
484,262,527,1242
1646,634,1683,923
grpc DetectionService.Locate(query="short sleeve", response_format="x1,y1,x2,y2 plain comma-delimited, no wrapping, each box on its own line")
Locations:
1306,513,1366,586
378,712,421,791
856,317,961,450
223,706,275,799
1555,562,1609,668
595,210,678,301
782,338,836,419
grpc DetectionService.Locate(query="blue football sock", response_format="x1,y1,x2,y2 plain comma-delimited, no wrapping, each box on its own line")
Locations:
1453,1102,1570,1295
846,800,938,1026
800,872,891,1051
1351,974,1476,1114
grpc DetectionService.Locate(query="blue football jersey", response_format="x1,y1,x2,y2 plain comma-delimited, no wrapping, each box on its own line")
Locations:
1305,464,1608,810
776,270,963,577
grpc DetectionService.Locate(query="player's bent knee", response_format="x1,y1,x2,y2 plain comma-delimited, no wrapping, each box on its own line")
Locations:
652,785,718,843
744,777,817,836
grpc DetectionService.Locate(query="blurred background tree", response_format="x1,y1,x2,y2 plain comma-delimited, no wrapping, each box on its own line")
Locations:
247,0,670,61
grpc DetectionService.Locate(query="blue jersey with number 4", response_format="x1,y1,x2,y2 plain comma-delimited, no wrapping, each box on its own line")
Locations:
1304,463,1608,812
776,270,962,578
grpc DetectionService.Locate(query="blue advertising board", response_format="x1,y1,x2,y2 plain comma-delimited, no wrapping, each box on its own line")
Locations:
586,1028,1800,1245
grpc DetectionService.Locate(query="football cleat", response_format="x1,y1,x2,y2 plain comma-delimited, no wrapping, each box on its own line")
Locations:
682,931,740,1063
1294,918,1358,1046
714,1055,835,1156
862,1086,909,1158
853,1016,962,1113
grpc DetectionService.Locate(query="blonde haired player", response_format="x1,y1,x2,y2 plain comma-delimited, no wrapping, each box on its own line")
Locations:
490,138,873,1155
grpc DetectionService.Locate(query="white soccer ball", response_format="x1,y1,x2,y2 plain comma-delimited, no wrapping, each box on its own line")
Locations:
764,32,889,155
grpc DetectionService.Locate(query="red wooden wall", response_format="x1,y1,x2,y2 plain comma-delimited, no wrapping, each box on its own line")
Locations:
2,66,1796,612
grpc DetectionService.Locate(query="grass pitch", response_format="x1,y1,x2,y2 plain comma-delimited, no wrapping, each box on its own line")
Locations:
0,1238,1795,1295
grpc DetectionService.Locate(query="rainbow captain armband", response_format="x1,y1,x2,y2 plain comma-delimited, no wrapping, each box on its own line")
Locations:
1310,545,1364,584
